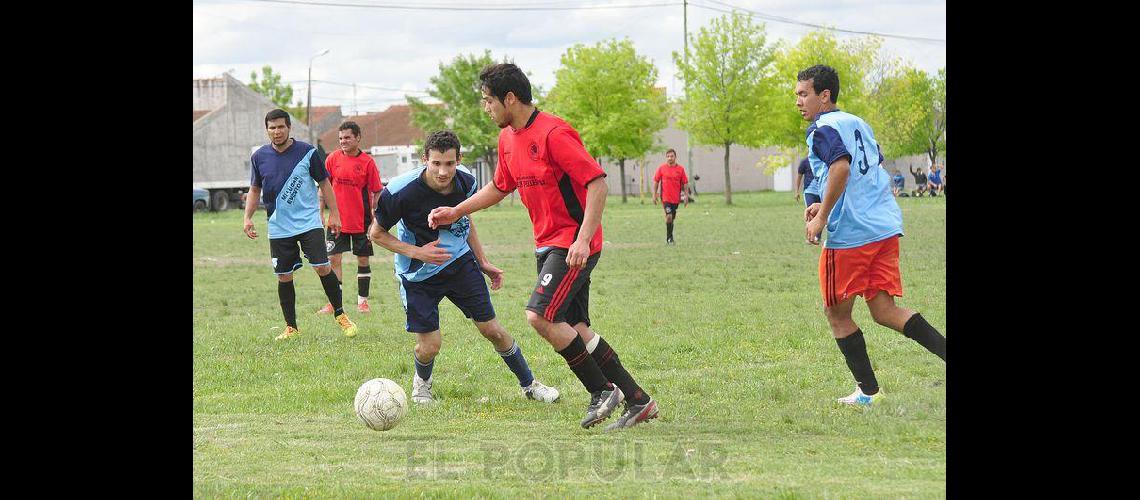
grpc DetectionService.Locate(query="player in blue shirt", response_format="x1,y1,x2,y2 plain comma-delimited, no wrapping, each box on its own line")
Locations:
794,156,822,207
796,65,945,406
367,130,560,405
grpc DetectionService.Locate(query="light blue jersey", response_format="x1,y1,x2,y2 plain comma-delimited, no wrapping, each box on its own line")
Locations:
806,110,903,249
249,140,327,239
375,165,478,282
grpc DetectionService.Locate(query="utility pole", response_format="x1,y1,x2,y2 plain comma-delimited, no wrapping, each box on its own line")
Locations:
353,83,358,116
683,0,696,192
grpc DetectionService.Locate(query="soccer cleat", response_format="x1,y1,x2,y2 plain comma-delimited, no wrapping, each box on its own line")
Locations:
316,303,334,314
666,237,675,245
580,385,624,428
274,326,300,341
335,313,358,338
357,299,371,314
604,398,659,431
411,374,435,404
837,386,881,406
522,380,560,403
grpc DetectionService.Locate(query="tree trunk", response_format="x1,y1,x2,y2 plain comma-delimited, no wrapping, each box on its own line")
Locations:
619,158,627,203
723,143,733,205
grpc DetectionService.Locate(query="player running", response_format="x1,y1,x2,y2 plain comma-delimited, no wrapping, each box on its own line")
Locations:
652,148,691,245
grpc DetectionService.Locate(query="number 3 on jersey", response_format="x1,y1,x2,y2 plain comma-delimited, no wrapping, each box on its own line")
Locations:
853,130,871,175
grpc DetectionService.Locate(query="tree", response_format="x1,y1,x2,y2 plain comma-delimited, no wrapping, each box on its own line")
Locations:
544,38,669,203
248,65,305,121
672,12,777,204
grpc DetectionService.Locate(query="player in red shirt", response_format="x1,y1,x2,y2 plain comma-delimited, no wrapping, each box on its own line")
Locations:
652,148,691,245
428,63,658,431
318,121,384,314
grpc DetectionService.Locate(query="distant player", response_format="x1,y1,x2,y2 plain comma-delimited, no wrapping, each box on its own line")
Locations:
795,65,945,406
794,156,822,207
317,121,383,315
653,149,690,245
429,63,658,430
243,109,358,340
367,130,560,405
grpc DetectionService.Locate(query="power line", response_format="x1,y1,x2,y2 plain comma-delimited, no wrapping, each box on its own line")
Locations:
244,0,682,11
694,0,945,44
293,79,430,94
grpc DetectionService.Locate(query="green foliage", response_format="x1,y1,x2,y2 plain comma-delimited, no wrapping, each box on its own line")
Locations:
406,51,504,164
249,65,305,122
544,38,670,163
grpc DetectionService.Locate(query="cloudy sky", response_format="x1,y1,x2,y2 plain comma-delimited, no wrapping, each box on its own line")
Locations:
193,0,945,115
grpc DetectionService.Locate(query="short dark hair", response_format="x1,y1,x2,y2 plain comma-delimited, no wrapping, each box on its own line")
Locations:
479,63,533,105
265,108,291,128
422,130,462,158
338,121,361,137
797,65,840,103
666,148,677,155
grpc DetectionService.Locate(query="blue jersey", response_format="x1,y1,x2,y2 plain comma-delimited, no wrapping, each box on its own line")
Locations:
806,110,903,249
250,139,328,239
798,157,820,195
375,165,477,282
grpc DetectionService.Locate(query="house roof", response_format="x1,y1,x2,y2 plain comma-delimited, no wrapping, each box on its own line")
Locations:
308,106,342,127
193,110,212,122
318,104,426,151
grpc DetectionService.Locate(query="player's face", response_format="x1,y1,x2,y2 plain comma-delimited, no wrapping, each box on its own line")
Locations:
481,88,510,129
795,79,829,122
266,118,290,146
665,151,676,165
423,148,460,191
338,129,361,155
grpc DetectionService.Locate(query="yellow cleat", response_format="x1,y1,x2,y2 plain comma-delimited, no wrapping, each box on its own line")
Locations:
275,325,301,341
336,313,358,338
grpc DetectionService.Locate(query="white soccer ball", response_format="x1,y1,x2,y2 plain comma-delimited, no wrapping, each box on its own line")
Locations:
354,378,408,431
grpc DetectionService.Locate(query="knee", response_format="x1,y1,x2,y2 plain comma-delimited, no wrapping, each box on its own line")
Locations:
478,322,506,343
416,339,441,359
314,264,331,276
277,274,294,283
526,311,549,336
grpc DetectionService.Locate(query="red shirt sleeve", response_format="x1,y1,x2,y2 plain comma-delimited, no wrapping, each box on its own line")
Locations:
324,151,335,179
547,127,606,186
653,164,663,182
365,156,381,192
680,167,689,185
493,142,517,193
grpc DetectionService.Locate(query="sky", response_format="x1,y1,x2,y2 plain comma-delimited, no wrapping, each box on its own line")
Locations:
193,0,946,115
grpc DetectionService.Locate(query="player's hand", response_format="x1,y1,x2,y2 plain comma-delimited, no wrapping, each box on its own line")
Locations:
652,196,659,206
804,202,821,223
243,219,258,239
416,239,452,265
794,192,801,202
806,215,825,245
326,213,341,237
427,207,460,229
566,239,590,269
481,261,504,290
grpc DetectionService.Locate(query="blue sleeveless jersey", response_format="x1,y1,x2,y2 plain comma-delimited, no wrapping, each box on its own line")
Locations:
375,165,477,282
806,110,903,249
249,140,327,239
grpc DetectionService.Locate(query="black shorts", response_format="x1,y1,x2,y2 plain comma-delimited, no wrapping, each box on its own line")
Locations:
663,202,679,215
526,248,600,326
325,230,374,257
399,252,495,333
269,228,329,275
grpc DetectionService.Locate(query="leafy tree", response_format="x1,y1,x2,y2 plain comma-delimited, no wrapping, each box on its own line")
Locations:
672,12,777,204
545,38,669,203
248,65,305,121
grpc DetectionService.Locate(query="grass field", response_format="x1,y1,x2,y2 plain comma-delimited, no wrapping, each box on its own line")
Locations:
193,190,946,498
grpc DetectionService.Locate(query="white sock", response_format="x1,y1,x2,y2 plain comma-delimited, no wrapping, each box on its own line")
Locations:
358,295,367,304
585,334,601,354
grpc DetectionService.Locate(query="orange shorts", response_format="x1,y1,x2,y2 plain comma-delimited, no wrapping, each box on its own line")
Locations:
819,235,904,307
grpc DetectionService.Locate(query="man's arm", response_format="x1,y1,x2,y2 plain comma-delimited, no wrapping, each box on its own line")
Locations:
652,179,662,204
427,183,509,228
318,179,341,235
807,157,850,244
366,219,451,265
465,218,503,290
243,186,261,239
566,176,607,268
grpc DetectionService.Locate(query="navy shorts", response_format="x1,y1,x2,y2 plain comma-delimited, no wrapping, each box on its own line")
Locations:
804,192,821,207
326,230,374,257
399,252,495,333
269,228,329,275
663,202,679,215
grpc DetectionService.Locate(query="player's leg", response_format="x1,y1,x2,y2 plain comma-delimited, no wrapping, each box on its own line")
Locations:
526,249,618,427
403,277,446,404
412,330,441,404
271,236,304,340
303,229,356,336
317,230,348,314
354,234,375,313
821,246,881,405
863,236,946,360
664,204,676,244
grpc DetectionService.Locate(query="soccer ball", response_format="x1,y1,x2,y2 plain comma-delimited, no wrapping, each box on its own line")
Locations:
354,378,408,431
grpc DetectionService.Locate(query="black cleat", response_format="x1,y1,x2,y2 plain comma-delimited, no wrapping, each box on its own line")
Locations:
580,385,624,428
604,398,659,431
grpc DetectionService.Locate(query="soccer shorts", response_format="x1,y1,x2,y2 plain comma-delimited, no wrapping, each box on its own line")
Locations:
269,228,329,275
326,230,374,257
527,248,599,326
804,192,821,207
819,235,904,307
663,202,679,215
399,252,495,333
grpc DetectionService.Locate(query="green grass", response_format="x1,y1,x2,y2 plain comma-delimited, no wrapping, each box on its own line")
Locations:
194,191,946,498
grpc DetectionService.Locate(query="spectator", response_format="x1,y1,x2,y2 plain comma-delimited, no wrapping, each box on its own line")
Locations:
927,163,944,196
891,169,906,197
909,164,928,197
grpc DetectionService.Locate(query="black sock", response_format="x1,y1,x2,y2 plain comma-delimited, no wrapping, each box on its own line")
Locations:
667,222,674,240
278,281,297,328
319,272,344,316
903,313,946,361
591,337,649,405
357,265,371,299
556,336,610,393
835,330,879,395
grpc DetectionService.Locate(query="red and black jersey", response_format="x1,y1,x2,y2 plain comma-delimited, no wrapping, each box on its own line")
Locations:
494,111,606,255
325,149,382,234
653,163,689,204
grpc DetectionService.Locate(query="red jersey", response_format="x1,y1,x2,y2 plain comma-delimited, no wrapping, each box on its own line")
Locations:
653,163,689,204
494,111,607,255
325,149,382,234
